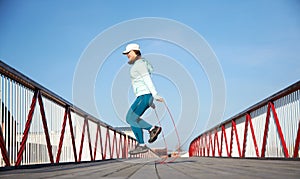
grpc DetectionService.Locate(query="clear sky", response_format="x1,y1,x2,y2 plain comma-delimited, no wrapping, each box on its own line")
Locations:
1,0,300,150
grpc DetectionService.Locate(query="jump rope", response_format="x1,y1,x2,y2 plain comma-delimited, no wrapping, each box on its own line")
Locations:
135,58,182,163
152,100,181,164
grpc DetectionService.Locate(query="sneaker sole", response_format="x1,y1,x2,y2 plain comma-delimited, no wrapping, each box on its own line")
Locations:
129,148,149,155
148,127,162,143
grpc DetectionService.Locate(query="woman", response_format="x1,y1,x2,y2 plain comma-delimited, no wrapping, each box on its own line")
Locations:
123,43,163,155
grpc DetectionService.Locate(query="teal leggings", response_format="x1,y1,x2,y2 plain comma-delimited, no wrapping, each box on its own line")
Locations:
126,94,153,144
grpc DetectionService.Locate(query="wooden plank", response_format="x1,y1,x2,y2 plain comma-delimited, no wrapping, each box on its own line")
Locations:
130,163,158,179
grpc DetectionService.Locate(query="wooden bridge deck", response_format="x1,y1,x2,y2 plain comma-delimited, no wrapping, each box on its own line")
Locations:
1,157,299,179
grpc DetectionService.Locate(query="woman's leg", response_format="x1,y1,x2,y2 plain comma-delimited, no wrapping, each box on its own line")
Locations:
126,94,153,144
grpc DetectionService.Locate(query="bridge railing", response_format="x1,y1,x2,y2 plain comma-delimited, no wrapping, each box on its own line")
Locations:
0,60,155,167
189,80,300,158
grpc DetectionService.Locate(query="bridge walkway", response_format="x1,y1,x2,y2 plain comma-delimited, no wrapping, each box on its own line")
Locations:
1,157,299,179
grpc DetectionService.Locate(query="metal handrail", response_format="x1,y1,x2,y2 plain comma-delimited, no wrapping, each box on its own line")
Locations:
218,80,300,129
0,60,156,167
189,80,300,158
0,60,115,130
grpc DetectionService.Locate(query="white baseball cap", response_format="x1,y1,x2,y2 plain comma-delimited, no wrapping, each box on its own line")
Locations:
122,43,140,54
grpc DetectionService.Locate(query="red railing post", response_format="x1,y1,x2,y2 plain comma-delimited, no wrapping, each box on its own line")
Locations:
78,118,87,162
37,91,54,163
117,133,122,158
261,103,272,158
215,129,221,157
93,124,100,160
222,125,230,157
232,120,242,157
67,109,77,162
262,102,289,158
198,137,201,156
111,130,116,158
15,90,38,166
209,132,213,156
56,107,68,163
270,102,289,158
123,134,127,158
85,119,93,161
78,117,94,162
229,122,234,157
220,126,224,157
248,114,260,157
293,120,300,158
99,125,104,160
196,139,199,156
242,114,249,157
212,130,217,157
203,134,207,156
202,136,205,156
0,125,10,166
103,127,110,159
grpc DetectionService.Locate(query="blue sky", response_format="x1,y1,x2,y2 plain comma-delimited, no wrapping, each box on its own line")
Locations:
1,0,300,150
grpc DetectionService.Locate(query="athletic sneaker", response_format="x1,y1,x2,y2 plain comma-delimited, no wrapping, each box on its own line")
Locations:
129,145,149,155
148,126,162,143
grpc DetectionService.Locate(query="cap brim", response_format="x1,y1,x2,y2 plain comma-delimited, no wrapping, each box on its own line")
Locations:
122,51,129,54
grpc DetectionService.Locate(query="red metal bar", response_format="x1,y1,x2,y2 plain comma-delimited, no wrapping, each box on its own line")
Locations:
37,91,54,163
16,90,38,166
203,136,206,156
123,134,127,158
261,103,271,158
191,140,194,156
206,134,209,156
248,114,260,157
220,126,224,156
203,134,207,156
198,138,200,156
0,124,10,166
56,107,68,163
128,138,131,158
293,120,300,158
78,118,87,162
222,125,230,157
270,102,289,158
118,134,123,158
194,140,197,156
189,142,193,157
242,114,249,157
204,134,208,156
197,138,200,156
93,124,100,160
107,128,112,159
111,131,116,158
215,129,221,156
198,137,201,156
99,125,104,160
229,122,234,157
193,139,196,156
117,133,122,158
85,119,93,161
212,130,217,157
103,127,110,159
199,137,202,156
232,120,242,157
195,136,202,156
209,132,213,156
67,109,77,162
